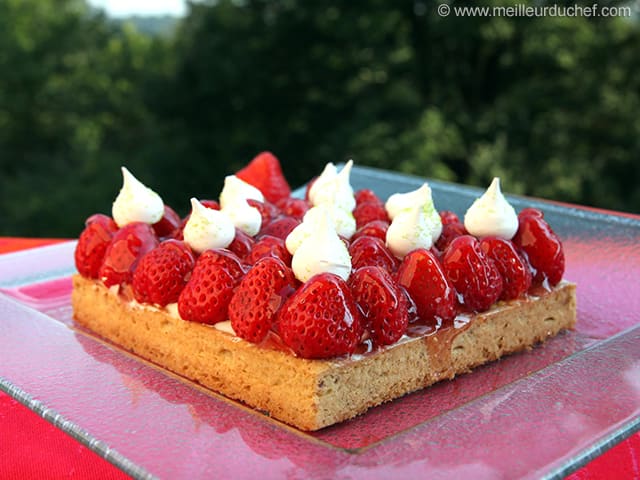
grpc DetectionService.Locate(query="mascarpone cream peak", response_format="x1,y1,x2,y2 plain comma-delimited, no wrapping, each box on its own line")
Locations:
308,160,356,212
112,167,165,227
183,198,235,253
464,177,518,239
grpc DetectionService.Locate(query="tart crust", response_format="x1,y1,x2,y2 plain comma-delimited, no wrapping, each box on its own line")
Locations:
71,274,576,431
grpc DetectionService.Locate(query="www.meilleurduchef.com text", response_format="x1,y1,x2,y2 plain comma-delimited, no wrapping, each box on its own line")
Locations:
436,3,635,18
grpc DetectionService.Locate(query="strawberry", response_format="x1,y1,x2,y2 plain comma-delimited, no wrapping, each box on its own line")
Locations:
349,266,408,346
245,235,292,266
229,257,297,343
99,222,159,287
439,210,461,225
355,189,384,207
275,197,310,220
132,240,195,306
435,221,468,252
349,236,399,272
201,248,246,282
351,220,389,243
200,199,220,210
247,199,280,227
396,248,457,322
152,205,182,238
75,214,119,278
258,216,300,240
479,237,532,300
442,235,503,312
512,209,565,286
177,250,239,324
278,273,363,359
236,151,291,204
353,202,389,229
228,228,255,260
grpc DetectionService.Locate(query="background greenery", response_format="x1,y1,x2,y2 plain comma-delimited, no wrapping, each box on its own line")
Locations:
1,0,638,237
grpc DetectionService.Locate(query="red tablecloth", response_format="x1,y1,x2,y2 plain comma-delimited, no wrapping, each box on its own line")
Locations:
1,238,638,479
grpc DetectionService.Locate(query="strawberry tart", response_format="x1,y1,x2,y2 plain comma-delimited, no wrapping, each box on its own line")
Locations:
72,153,576,431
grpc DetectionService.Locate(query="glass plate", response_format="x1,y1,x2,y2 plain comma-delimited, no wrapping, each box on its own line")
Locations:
1,166,639,479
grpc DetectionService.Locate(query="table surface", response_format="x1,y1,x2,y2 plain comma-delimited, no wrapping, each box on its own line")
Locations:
1,169,639,479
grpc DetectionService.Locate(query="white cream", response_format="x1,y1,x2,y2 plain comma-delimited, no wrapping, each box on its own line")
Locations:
112,167,165,227
183,198,235,253
464,177,518,239
291,209,352,282
308,161,356,212
285,204,356,255
386,203,441,258
218,175,264,209
385,183,432,220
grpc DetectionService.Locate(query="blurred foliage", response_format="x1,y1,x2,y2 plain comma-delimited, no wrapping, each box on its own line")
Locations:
1,0,639,236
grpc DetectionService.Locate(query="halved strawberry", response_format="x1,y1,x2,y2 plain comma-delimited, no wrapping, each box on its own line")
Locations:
229,257,297,343
442,235,503,312
236,151,291,203
479,237,532,300
177,250,239,324
349,266,409,346
278,273,363,359
132,240,195,306
99,222,159,287
74,214,118,278
396,248,457,323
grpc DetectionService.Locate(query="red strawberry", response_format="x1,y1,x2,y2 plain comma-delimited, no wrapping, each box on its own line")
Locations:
396,248,457,322
518,207,544,219
132,240,195,306
201,248,246,282
278,273,363,359
435,221,468,252
480,237,532,300
236,151,291,203
351,220,389,243
229,257,297,343
275,197,310,220
247,199,280,227
177,250,238,324
75,214,119,278
99,222,159,287
200,199,220,210
349,236,399,272
245,235,292,266
442,235,503,312
258,216,300,240
439,210,460,225
349,266,409,346
228,228,255,259
353,202,389,229
512,210,565,286
152,205,182,238
355,189,384,207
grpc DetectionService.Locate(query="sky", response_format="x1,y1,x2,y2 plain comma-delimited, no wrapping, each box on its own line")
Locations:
89,0,187,17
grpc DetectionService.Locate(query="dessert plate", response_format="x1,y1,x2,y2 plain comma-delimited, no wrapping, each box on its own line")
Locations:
1,166,639,479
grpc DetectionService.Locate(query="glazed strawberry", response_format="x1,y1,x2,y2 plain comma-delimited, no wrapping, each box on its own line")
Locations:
99,222,159,287
229,257,297,343
349,266,409,346
512,209,565,286
355,189,384,207
75,214,119,278
480,237,532,300
351,220,389,243
236,151,291,203
200,199,220,210
278,273,363,359
132,240,195,306
227,228,254,260
518,207,544,219
258,216,300,240
152,205,182,238
245,235,291,266
349,236,399,272
396,248,457,322
353,202,389,229
275,197,310,220
435,221,467,251
247,199,280,227
177,250,238,324
199,248,245,282
439,210,460,225
442,235,503,312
